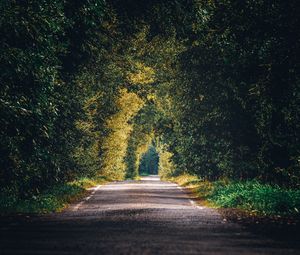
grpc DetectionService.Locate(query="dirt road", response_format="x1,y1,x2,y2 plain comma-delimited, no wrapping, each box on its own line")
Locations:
0,175,298,254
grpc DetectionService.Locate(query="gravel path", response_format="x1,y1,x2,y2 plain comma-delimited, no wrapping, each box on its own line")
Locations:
0,175,298,254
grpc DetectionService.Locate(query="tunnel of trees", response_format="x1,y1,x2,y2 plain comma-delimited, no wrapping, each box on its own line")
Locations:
0,0,299,199
138,145,159,175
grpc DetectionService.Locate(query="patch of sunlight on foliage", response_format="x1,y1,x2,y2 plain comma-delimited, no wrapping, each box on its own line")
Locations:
169,174,203,188
157,144,176,179
70,175,108,189
101,88,144,180
127,62,155,85
0,177,108,214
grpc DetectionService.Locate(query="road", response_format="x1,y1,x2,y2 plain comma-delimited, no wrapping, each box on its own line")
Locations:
0,175,298,254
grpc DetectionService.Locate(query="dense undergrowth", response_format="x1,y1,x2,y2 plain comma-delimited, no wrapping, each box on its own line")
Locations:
169,174,300,216
0,176,108,214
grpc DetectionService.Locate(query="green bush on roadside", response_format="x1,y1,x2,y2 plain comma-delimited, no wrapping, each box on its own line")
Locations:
207,181,300,216
170,174,300,216
0,176,107,214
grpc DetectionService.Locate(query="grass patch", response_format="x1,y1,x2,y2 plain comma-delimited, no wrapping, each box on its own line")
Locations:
169,174,300,216
139,172,150,176
208,180,300,216
0,176,108,214
70,176,108,189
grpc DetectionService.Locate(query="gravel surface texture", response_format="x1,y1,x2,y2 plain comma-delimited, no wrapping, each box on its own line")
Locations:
0,175,299,254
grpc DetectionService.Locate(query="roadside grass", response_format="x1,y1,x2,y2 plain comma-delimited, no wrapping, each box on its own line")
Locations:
169,174,300,216
139,172,150,176
0,176,108,214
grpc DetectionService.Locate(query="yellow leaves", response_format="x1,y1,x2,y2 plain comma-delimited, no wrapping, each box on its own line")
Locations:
101,88,144,179
119,88,144,111
158,150,175,178
75,120,94,133
127,62,155,85
146,93,156,101
106,88,144,128
135,133,153,166
156,143,176,179
123,27,156,86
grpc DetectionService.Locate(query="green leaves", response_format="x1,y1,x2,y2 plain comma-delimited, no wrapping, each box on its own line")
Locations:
0,0,120,197
155,0,300,186
207,180,300,216
1,0,299,206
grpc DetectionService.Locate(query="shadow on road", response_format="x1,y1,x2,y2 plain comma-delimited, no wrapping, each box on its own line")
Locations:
0,176,299,255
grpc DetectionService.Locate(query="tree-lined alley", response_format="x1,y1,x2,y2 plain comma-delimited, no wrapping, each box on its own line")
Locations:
1,0,299,211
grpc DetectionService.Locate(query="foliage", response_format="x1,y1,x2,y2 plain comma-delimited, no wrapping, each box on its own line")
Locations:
1,0,299,215
154,0,300,186
207,181,300,216
157,144,177,179
101,88,144,179
0,176,107,214
0,0,119,197
139,145,159,175
125,103,159,178
171,174,300,216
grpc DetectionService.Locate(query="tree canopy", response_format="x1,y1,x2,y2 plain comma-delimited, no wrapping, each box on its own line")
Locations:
1,0,299,198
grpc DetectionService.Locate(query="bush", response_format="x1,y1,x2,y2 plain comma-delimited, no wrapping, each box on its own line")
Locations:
207,181,300,216
0,176,107,214
170,174,300,216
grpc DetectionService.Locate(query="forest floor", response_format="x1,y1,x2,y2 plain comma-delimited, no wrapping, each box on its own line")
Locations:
0,175,299,254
